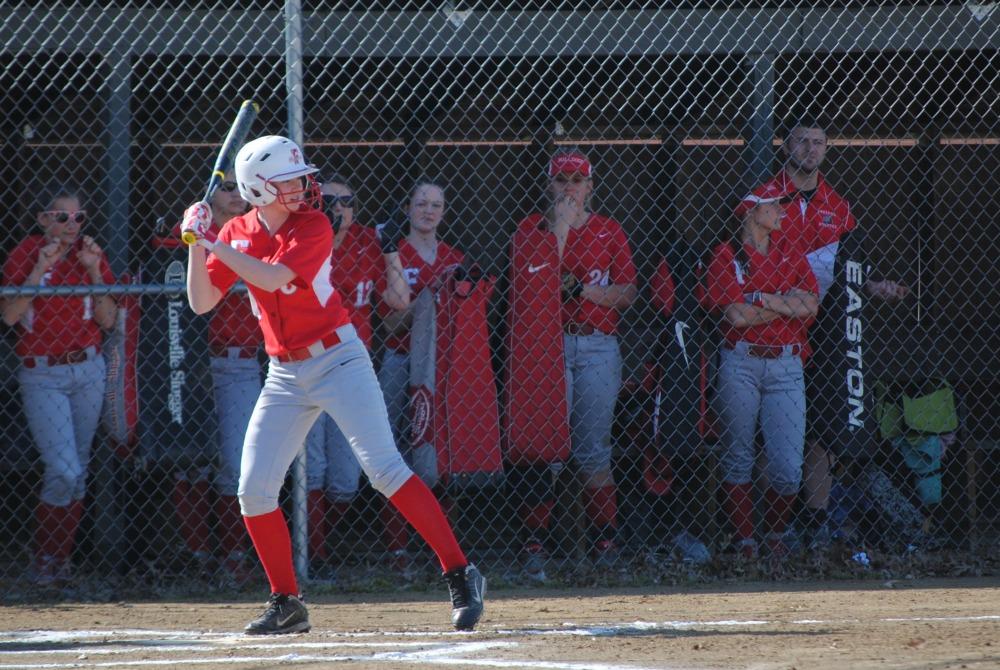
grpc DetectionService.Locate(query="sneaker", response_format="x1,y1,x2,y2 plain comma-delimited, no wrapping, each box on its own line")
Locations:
672,530,711,565
443,563,486,631
519,542,548,584
244,593,311,635
31,554,70,587
592,539,621,570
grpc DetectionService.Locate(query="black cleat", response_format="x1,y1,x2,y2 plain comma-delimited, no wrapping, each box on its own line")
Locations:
244,593,311,635
443,563,486,631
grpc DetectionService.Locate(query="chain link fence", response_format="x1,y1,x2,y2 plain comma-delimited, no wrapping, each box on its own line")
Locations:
1,1,998,597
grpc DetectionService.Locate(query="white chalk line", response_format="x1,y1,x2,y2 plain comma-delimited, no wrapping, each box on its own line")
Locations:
2,614,998,670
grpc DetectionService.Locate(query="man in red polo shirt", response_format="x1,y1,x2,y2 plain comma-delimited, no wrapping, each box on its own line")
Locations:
180,135,484,635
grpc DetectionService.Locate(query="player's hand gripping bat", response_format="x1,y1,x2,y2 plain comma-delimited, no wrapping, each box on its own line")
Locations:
181,100,259,246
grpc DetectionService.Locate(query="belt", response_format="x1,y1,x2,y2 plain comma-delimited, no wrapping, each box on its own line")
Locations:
274,331,342,363
209,344,259,359
726,341,801,359
564,322,597,336
22,348,93,368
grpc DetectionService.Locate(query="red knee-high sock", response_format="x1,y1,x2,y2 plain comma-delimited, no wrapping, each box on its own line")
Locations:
59,500,84,563
381,501,410,553
216,495,247,558
388,475,467,572
172,479,211,554
723,482,755,541
519,500,554,538
307,490,328,560
243,508,298,595
764,488,796,537
584,485,619,529
35,502,66,559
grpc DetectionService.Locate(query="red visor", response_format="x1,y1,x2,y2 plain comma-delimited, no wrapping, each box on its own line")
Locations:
548,152,593,178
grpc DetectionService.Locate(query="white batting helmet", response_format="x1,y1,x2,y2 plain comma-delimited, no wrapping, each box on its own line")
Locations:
235,135,319,207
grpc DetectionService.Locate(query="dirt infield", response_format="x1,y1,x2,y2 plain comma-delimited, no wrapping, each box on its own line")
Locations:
2,578,998,670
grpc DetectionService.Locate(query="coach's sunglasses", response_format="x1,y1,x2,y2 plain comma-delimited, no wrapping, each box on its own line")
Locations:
219,181,239,192
322,194,355,208
43,210,87,224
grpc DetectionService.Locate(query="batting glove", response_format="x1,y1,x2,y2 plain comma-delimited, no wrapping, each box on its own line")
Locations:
180,201,217,250
561,272,584,300
377,205,406,254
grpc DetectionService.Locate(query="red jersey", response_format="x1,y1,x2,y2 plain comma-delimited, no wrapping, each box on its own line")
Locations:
705,236,819,349
2,236,115,357
331,223,382,350
735,169,857,255
205,209,349,357
157,220,263,349
517,212,637,335
376,238,464,353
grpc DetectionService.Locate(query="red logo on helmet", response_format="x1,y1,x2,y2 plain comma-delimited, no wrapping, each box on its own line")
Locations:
290,148,301,164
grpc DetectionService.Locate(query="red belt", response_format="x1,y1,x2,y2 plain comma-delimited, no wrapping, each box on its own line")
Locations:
22,348,93,368
274,331,342,363
209,344,259,359
564,322,597,336
726,342,801,359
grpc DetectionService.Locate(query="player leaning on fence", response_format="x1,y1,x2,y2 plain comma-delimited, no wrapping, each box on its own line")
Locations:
2,182,116,587
179,135,485,635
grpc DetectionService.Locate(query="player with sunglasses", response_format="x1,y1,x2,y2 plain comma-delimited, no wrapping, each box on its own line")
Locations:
2,182,116,586
301,173,409,582
154,170,258,584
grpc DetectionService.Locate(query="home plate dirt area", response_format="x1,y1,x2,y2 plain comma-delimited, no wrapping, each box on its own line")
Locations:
1,579,998,670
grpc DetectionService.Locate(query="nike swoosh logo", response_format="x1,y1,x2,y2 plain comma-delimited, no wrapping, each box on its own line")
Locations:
277,612,298,627
675,321,691,367
598,232,611,238
528,263,549,273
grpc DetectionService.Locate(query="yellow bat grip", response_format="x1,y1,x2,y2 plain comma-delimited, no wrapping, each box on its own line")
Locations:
181,231,198,246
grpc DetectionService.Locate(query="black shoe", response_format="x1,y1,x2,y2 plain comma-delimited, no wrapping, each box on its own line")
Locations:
244,593,311,635
443,563,486,631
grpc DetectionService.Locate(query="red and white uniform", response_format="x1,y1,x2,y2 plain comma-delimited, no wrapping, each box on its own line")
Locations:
705,235,819,352
376,238,464,352
207,209,349,357
735,169,856,298
518,213,636,334
332,223,383,350
3,237,114,357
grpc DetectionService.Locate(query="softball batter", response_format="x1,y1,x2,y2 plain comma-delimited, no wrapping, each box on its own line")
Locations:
181,135,484,635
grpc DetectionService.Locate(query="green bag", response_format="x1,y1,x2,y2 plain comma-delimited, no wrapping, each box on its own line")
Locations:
877,379,958,439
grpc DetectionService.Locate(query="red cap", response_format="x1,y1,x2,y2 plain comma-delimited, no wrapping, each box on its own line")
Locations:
548,152,593,178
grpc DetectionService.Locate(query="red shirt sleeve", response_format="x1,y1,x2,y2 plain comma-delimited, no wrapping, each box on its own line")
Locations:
610,224,637,287
705,243,744,311
205,226,240,294
794,253,820,295
2,240,32,286
650,258,675,317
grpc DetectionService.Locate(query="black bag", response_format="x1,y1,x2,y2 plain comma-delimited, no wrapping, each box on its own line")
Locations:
808,226,877,461
650,236,706,459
